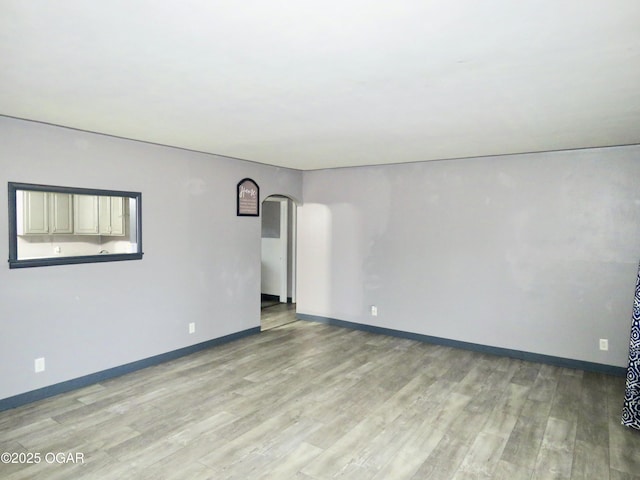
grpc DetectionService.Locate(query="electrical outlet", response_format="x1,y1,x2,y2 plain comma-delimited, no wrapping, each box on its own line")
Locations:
599,339,608,351
189,322,195,334
34,357,45,373
371,306,378,317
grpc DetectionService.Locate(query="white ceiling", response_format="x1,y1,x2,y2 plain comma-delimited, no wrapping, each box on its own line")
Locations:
1,1,639,170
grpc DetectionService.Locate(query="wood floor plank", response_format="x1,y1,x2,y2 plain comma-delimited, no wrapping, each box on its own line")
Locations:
608,419,640,476
371,420,446,480
301,411,399,479
499,415,547,469
492,459,534,480
255,442,324,480
540,417,577,452
570,440,609,480
453,431,509,478
410,433,470,479
609,469,640,480
532,446,574,480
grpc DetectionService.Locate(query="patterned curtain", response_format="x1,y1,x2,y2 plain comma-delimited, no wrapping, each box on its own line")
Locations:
622,262,640,430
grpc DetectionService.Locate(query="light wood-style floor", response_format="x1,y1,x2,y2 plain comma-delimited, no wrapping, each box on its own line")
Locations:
1,317,639,480
261,303,297,331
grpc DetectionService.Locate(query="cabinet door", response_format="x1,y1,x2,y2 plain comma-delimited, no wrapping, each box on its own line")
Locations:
98,196,125,236
109,196,125,236
98,196,110,235
74,195,99,234
49,193,73,234
22,191,49,234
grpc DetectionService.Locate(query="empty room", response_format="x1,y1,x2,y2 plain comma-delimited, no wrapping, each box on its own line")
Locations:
1,1,639,479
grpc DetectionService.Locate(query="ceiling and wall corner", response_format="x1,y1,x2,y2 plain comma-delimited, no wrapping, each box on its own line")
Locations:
1,0,639,170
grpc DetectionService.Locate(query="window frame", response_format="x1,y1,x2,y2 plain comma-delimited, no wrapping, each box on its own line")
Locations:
8,182,143,269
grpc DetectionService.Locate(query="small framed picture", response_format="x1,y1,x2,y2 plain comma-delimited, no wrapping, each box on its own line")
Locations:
237,178,259,216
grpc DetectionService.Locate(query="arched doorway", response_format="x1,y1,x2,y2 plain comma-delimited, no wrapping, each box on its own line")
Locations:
260,195,297,330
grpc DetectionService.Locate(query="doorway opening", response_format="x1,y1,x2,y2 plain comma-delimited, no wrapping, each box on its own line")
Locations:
261,195,297,331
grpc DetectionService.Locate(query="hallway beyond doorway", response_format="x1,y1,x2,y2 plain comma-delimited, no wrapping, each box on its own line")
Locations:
261,302,296,331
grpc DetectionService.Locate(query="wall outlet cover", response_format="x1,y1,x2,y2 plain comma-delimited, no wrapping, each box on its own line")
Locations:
34,357,45,373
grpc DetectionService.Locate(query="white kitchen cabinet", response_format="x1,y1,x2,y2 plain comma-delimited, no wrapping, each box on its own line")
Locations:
49,193,73,234
21,190,49,234
74,194,99,234
19,192,124,237
19,191,74,235
99,196,125,236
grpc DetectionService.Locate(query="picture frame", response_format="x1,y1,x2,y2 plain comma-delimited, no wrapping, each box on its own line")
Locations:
237,178,259,216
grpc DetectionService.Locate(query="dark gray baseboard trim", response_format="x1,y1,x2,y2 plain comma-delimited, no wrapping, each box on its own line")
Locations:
0,327,261,412
297,313,627,377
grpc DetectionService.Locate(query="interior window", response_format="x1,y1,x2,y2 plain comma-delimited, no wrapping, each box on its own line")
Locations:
8,182,143,268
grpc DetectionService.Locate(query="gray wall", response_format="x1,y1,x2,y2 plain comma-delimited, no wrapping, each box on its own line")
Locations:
297,146,640,367
0,117,302,400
